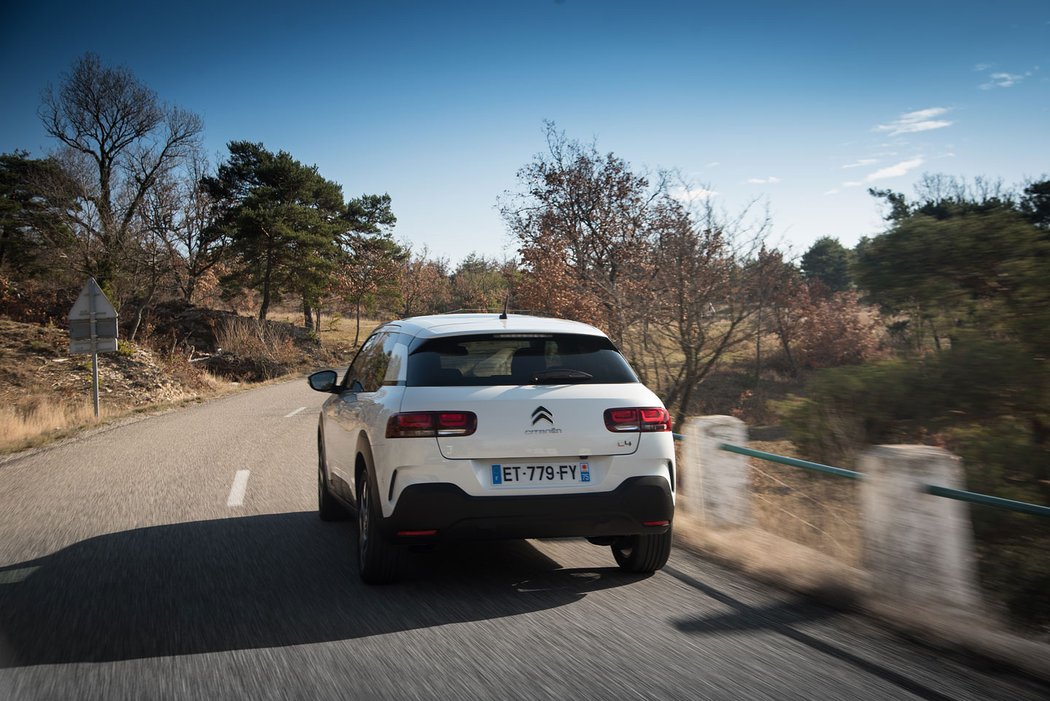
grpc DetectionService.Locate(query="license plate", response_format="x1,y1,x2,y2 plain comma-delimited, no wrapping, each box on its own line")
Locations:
491,462,590,487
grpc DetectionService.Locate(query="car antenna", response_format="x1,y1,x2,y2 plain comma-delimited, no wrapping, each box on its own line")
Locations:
499,293,510,320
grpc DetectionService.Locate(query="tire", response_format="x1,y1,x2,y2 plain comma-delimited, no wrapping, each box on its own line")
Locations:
611,529,672,573
317,442,348,522
357,470,400,584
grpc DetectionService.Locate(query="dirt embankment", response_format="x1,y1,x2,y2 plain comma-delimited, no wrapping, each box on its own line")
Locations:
0,318,196,411
0,306,336,452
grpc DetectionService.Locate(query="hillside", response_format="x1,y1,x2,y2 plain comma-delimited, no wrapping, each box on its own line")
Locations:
0,309,342,453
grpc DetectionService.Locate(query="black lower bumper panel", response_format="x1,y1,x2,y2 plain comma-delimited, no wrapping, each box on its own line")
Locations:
381,476,673,542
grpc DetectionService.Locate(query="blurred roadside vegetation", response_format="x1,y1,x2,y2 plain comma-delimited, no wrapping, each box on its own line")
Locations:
2,54,1047,632
784,176,1050,631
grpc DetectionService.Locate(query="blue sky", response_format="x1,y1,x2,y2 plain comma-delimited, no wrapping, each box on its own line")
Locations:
2,1,1047,264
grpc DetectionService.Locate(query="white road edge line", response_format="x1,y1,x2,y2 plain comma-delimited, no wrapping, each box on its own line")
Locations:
227,470,250,507
285,406,306,418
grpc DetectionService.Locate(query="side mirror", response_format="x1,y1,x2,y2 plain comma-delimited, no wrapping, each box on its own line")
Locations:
308,370,339,393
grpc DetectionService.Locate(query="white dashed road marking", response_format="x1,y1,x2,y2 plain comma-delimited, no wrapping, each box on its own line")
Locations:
285,406,306,418
226,470,250,507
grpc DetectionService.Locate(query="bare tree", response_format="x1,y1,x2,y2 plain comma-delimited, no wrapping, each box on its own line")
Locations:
398,246,451,317
39,53,203,305
142,149,225,304
501,122,664,347
644,193,769,422
502,125,774,424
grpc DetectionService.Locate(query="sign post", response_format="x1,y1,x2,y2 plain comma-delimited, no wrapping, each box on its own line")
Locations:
68,278,119,418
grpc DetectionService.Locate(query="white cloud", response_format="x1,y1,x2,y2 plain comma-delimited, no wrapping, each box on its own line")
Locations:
672,186,718,202
842,158,878,169
974,63,992,72
824,188,840,196
874,108,953,136
705,161,720,168
836,157,924,190
866,157,924,181
980,72,1023,89
746,176,781,184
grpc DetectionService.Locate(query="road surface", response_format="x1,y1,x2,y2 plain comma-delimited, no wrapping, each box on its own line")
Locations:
0,380,1046,700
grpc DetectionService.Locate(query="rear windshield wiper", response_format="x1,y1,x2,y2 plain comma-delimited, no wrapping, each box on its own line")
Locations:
530,369,594,384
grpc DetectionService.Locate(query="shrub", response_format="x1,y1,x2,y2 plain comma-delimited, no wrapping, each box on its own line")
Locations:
210,316,301,381
795,291,887,369
782,360,924,466
0,275,78,325
785,339,1050,630
785,337,1046,464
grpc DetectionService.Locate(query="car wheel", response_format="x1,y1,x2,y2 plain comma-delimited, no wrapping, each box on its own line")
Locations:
317,443,348,522
357,471,400,584
611,529,672,573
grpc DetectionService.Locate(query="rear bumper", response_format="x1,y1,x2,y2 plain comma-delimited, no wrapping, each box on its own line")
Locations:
379,476,673,542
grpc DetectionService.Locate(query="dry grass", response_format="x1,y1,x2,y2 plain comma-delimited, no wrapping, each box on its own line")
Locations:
0,395,102,453
216,317,299,365
0,316,250,455
0,308,361,455
266,309,383,366
674,516,868,606
678,434,862,568
746,439,863,567
317,317,382,354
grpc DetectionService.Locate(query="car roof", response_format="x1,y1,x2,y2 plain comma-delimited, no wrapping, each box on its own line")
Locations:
380,313,608,340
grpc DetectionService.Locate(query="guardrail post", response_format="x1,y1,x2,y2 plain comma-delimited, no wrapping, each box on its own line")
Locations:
859,445,982,610
680,416,751,528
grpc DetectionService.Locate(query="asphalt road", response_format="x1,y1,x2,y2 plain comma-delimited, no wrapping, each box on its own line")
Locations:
0,380,1046,700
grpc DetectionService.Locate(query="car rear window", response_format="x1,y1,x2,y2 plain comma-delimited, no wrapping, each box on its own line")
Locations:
407,333,638,386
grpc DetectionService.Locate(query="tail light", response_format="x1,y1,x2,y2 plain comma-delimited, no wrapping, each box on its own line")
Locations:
386,411,477,438
604,407,671,433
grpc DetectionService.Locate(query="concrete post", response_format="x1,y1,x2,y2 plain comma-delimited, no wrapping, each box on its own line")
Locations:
679,416,751,528
859,445,982,610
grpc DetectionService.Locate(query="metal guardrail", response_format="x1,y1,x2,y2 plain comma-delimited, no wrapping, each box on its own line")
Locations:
713,442,1049,518
924,485,1050,518
719,443,863,480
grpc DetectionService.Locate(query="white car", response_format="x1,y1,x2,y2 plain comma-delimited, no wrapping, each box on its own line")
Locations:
308,313,676,583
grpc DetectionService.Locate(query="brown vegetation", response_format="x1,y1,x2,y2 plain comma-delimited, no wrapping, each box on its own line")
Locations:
0,307,344,454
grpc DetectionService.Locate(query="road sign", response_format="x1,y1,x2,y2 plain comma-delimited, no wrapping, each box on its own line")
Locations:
68,278,118,355
70,335,118,354
68,278,119,417
69,279,117,320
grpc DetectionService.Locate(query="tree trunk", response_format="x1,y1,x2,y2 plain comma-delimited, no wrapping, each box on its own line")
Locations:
259,249,273,320
773,311,799,376
777,327,798,376
129,276,159,342
259,282,270,320
674,369,698,430
754,298,763,389
930,320,942,352
302,299,313,329
354,302,362,347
